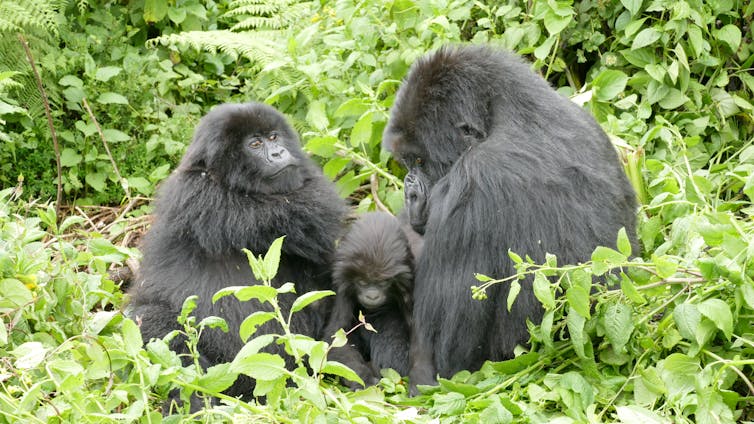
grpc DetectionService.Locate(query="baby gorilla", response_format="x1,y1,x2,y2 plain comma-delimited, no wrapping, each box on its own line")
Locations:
324,212,420,387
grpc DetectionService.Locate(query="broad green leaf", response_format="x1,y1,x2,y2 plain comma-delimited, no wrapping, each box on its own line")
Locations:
231,285,277,303
12,342,47,369
331,328,348,348
306,100,329,131
263,236,285,280
591,246,627,264
658,88,689,109
673,303,700,342
631,28,662,50
659,353,698,397
716,24,741,52
592,70,628,102
430,392,466,416
235,334,275,360
59,75,83,87
507,279,521,311
533,36,556,60
566,285,590,319
475,273,493,282
334,98,369,118
620,0,641,15
350,112,373,148
121,318,143,356
0,279,33,307
305,135,337,157
94,66,122,82
97,92,129,105
616,227,632,256
239,311,276,342
652,254,678,278
616,405,670,424
543,5,572,35
198,363,238,393
532,273,554,309
85,172,106,192
697,299,732,340
321,361,364,386
291,290,335,314
102,128,130,142
602,303,634,352
143,0,168,23
230,352,287,380
567,307,588,359
620,273,645,304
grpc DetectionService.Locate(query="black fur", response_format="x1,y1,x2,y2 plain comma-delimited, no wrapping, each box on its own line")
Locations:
383,45,638,391
324,212,419,387
128,102,347,406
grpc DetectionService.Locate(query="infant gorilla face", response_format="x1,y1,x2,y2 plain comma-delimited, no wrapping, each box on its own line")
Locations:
354,279,393,310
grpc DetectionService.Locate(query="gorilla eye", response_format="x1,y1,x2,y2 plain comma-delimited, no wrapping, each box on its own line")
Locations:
249,138,263,148
269,132,278,142
414,157,423,167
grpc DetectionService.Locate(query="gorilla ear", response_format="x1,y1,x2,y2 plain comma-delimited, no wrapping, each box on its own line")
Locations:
455,122,487,142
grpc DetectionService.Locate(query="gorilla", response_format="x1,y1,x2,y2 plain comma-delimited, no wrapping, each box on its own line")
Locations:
324,211,421,387
382,45,638,392
128,102,347,407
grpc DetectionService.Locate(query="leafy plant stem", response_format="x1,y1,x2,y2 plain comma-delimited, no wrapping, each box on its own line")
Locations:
82,98,132,202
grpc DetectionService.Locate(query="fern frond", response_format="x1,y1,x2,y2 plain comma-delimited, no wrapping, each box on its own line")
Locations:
0,0,61,38
148,30,290,71
231,16,285,31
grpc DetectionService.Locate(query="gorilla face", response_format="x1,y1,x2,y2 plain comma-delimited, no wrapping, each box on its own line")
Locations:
183,103,308,195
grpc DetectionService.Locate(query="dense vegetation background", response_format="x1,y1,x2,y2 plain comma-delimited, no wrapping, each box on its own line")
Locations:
1,0,753,422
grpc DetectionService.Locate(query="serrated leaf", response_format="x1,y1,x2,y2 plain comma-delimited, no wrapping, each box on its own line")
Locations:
235,334,276,361
102,128,130,142
60,148,82,167
97,92,128,105
616,405,670,424
85,172,106,192
59,75,83,87
697,299,732,340
673,303,700,342
592,69,628,102
290,290,335,314
12,342,47,369
121,318,143,356
350,112,373,148
321,361,364,386
239,312,276,342
566,285,591,318
631,28,662,50
306,100,329,131
430,392,466,416
94,66,122,82
620,0,642,15
591,246,627,265
533,273,554,309
198,363,238,393
143,0,168,23
620,273,645,304
716,24,741,52
567,307,588,359
263,236,285,281
603,303,634,352
305,135,337,157
226,285,277,304
230,352,287,380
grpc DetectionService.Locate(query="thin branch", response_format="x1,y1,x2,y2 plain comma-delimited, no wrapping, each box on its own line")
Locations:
82,98,132,202
370,173,391,213
19,34,62,214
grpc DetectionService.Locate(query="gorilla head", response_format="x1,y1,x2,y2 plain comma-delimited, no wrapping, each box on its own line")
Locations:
180,103,307,195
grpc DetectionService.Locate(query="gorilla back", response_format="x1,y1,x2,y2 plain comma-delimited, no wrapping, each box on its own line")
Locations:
129,102,347,399
383,45,638,386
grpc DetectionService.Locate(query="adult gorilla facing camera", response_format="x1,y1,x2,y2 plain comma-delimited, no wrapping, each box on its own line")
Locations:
129,102,347,407
383,45,638,391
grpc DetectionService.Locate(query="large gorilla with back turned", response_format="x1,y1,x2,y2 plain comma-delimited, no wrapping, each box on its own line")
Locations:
129,102,347,406
383,45,638,391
